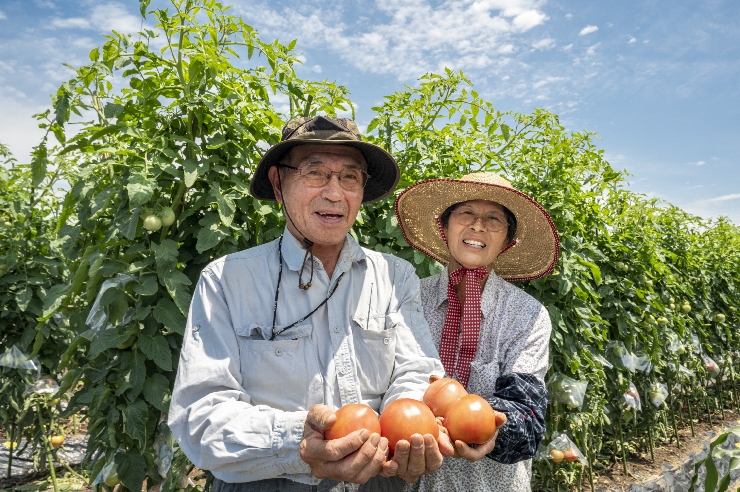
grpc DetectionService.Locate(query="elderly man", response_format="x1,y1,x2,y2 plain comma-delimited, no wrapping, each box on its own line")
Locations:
169,116,450,492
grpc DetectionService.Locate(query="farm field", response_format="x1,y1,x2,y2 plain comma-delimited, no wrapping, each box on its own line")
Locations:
1,1,740,491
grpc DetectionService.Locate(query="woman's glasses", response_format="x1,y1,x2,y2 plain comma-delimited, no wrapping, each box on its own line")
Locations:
450,209,509,232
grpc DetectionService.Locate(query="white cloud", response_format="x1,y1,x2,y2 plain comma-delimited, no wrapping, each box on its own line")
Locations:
562,43,573,50
565,13,572,19
586,42,601,56
234,0,550,81
532,38,555,50
34,0,56,8
51,17,90,29
49,3,142,33
629,37,636,44
579,25,599,36
690,160,707,166
705,193,740,202
0,11,6,20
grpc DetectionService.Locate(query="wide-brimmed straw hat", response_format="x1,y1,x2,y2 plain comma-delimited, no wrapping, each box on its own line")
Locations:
395,172,559,281
250,116,400,203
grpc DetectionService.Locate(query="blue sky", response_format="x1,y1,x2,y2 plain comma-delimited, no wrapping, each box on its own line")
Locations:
1,0,738,223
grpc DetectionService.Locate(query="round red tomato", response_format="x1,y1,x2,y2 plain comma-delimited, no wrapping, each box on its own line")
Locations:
423,377,468,418
324,404,381,440
380,399,438,453
444,394,497,444
563,448,578,462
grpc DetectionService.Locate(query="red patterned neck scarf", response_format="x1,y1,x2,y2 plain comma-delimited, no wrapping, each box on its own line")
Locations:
438,267,488,388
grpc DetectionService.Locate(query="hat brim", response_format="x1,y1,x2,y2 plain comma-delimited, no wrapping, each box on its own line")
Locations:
395,178,560,281
249,139,400,203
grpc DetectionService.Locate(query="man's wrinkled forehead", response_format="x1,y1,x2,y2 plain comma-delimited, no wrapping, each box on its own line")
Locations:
289,144,367,168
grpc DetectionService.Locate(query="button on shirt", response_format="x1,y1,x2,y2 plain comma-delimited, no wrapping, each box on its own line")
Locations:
168,230,443,485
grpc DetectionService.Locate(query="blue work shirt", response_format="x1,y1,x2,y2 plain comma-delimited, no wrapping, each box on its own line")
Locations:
169,229,443,484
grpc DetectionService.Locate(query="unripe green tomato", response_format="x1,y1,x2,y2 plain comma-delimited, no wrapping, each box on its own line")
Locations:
669,303,676,310
677,346,686,355
116,334,137,350
657,317,668,326
645,280,654,288
648,315,657,325
615,262,626,271
681,304,691,314
159,207,176,227
714,313,725,323
0,264,7,277
730,306,737,312
3,221,11,227
143,215,162,232
670,298,676,304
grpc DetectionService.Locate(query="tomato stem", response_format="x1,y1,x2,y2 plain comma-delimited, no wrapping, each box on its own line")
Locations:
667,381,680,449
616,416,628,476
684,390,695,437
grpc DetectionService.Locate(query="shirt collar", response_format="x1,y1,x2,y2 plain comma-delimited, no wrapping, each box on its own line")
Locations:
280,228,366,273
433,265,502,310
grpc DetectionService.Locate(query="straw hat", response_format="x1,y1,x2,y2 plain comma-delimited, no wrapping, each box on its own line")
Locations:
250,116,400,203
395,172,559,281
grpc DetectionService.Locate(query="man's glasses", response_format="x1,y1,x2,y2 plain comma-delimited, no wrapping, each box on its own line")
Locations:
450,209,509,233
281,164,370,192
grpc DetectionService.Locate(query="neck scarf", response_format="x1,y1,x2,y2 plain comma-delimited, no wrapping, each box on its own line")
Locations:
438,267,488,388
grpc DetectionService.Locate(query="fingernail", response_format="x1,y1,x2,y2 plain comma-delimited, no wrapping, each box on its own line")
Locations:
359,429,370,440
379,438,388,452
370,433,381,446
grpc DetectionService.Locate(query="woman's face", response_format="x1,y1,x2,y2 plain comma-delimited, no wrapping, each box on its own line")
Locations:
443,200,510,271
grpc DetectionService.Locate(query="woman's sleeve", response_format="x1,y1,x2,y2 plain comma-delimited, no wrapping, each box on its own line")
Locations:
485,303,551,463
484,373,548,464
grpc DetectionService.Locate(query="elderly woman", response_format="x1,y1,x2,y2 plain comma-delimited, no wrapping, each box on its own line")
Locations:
395,172,559,492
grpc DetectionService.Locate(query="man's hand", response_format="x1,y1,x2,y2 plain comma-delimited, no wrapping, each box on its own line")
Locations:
300,404,388,484
437,411,507,462
379,428,452,483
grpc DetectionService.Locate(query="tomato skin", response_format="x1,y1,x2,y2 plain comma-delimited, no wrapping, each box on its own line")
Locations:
160,207,176,227
550,449,564,463
423,378,467,418
50,435,65,448
143,215,162,231
380,399,438,453
324,404,380,441
563,448,578,462
444,394,497,444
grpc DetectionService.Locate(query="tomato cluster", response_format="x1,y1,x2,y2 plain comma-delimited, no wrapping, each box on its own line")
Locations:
324,377,498,454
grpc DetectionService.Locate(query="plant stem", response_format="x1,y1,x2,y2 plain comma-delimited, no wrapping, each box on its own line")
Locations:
685,391,696,437
668,382,680,448
617,417,628,476
647,413,655,461
585,422,595,492
7,421,15,478
38,411,59,492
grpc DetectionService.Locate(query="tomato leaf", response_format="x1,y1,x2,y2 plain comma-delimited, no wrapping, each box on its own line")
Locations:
127,172,156,208
143,373,171,412
153,298,186,335
115,448,147,492
138,334,172,371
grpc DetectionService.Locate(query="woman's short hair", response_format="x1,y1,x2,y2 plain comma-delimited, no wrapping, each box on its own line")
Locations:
439,201,518,245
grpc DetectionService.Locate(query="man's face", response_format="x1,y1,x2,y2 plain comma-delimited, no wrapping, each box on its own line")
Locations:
268,144,366,248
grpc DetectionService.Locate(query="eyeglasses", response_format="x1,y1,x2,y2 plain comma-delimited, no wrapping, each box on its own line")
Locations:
450,209,509,232
281,164,370,192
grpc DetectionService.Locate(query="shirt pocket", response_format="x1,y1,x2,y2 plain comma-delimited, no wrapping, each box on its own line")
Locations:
351,314,398,397
234,323,318,411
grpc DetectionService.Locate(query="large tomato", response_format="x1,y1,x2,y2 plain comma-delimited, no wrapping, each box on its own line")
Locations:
444,394,497,444
50,435,65,448
423,377,467,417
380,399,438,453
324,404,381,440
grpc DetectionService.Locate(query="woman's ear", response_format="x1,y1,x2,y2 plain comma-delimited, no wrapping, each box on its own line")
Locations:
267,166,283,204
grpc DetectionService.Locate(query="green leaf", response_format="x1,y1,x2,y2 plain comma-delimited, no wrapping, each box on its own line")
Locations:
212,182,236,227
196,212,230,253
90,328,132,358
123,349,146,399
41,283,70,318
153,298,186,335
115,448,147,492
16,286,33,311
143,373,171,412
153,239,179,272
134,274,159,296
127,172,156,208
31,140,48,186
183,158,198,187
138,334,172,371
162,270,192,315
103,103,124,119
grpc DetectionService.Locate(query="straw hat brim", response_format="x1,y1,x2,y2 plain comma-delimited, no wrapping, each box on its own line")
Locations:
250,139,400,203
395,178,560,281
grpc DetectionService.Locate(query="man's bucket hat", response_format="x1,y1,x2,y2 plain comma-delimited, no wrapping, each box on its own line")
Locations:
250,116,400,203
395,172,560,281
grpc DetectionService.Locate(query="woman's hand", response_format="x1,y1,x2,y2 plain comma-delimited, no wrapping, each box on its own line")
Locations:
437,412,507,462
